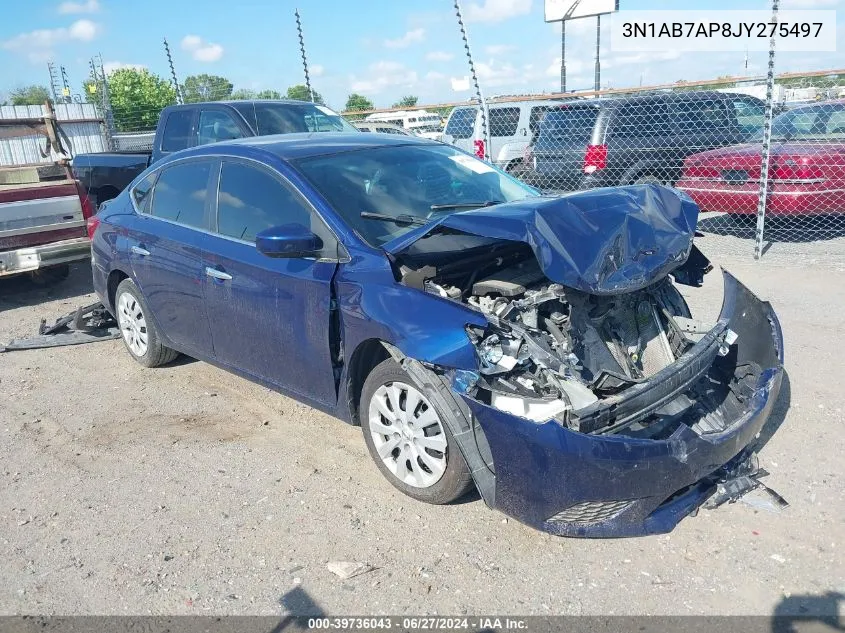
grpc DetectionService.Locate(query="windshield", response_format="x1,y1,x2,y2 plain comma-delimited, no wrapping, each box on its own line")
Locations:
233,102,358,135
294,144,538,247
753,103,845,142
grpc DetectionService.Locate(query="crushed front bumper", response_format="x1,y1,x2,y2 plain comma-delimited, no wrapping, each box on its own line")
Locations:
458,271,784,537
0,237,90,277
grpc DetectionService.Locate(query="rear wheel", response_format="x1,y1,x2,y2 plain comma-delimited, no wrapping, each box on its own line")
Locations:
114,278,179,368
360,359,474,504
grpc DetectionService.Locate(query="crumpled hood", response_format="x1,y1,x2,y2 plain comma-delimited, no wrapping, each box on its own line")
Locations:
384,184,699,295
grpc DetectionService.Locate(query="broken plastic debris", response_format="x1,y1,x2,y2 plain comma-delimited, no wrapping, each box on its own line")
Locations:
326,561,374,580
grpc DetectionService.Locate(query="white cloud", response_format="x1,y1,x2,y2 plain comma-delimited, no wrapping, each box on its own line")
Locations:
425,71,447,81
426,50,454,62
1,19,99,63
311,64,325,77
604,50,682,69
181,34,224,62
485,44,517,55
58,0,99,14
451,76,471,91
780,0,840,6
103,61,146,74
384,28,425,49
465,0,532,23
350,61,418,94
69,19,98,40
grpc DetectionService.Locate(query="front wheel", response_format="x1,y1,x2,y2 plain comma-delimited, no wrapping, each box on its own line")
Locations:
114,278,179,368
360,359,474,504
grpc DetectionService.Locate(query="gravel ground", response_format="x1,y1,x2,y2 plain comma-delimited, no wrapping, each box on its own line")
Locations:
0,249,843,617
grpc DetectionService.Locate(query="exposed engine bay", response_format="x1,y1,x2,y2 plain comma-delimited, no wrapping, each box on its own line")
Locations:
394,240,742,435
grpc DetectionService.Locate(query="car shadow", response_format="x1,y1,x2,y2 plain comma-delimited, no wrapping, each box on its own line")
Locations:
750,369,792,454
771,591,844,633
698,214,845,243
0,262,94,311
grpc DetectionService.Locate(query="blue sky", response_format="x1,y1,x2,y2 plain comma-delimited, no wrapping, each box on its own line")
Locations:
0,0,842,110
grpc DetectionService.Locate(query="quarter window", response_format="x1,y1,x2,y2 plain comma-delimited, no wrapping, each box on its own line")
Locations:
132,173,156,214
149,161,211,228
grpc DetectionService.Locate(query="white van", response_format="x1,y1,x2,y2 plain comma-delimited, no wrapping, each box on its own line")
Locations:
364,110,443,139
441,99,560,172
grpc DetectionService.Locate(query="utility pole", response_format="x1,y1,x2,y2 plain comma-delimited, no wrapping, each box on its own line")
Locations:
594,15,601,93
560,21,566,93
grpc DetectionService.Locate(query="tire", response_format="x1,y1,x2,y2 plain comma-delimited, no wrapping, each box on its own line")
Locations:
360,358,474,504
114,278,179,368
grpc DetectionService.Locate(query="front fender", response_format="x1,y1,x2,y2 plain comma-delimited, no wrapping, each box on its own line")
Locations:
335,265,485,370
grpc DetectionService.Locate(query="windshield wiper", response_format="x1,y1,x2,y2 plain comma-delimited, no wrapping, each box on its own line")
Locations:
430,200,504,211
360,211,428,226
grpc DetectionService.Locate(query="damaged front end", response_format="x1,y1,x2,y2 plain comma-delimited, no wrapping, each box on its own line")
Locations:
386,185,785,537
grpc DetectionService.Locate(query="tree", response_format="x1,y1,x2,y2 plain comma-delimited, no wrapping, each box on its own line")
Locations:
9,85,51,106
105,68,177,132
392,95,418,108
345,93,374,112
182,74,233,103
230,88,256,100
256,89,281,99
285,84,324,104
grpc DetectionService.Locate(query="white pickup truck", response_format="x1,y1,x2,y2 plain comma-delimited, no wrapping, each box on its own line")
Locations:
0,105,93,282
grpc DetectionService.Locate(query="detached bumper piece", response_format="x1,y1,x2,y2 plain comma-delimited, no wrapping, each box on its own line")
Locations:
0,237,90,277
1,302,119,353
459,271,785,537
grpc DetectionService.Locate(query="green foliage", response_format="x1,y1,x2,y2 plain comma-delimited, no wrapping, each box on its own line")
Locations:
345,93,374,112
106,68,177,132
285,84,324,104
392,95,418,108
230,88,256,100
182,74,234,103
9,85,51,106
256,89,282,99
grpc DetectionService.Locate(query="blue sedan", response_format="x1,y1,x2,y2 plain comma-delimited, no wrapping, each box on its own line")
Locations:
88,133,784,537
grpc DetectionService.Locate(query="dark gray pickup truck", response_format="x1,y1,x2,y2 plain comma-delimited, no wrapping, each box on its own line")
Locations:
73,99,358,208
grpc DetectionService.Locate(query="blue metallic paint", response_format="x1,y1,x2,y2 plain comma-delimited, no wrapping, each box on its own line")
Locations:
91,135,785,538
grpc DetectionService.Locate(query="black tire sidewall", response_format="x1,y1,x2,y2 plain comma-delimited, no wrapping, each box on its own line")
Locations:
360,358,472,505
114,278,165,367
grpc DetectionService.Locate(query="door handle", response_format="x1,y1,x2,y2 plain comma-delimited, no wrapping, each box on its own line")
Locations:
205,266,232,281
131,245,150,256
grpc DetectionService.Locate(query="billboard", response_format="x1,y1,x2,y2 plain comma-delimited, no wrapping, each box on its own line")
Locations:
545,0,618,22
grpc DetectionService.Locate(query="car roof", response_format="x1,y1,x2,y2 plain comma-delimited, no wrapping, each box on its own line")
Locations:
544,90,760,111
183,132,435,162
165,99,335,110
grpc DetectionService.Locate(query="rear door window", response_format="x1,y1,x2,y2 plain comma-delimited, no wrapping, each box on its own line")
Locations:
671,99,731,134
610,102,671,138
489,107,520,137
539,106,598,140
149,160,212,228
160,110,195,153
445,107,477,140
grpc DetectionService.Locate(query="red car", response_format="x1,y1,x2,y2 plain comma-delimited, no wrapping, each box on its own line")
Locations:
676,100,845,217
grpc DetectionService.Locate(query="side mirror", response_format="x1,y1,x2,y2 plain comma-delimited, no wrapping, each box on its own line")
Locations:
256,224,323,259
